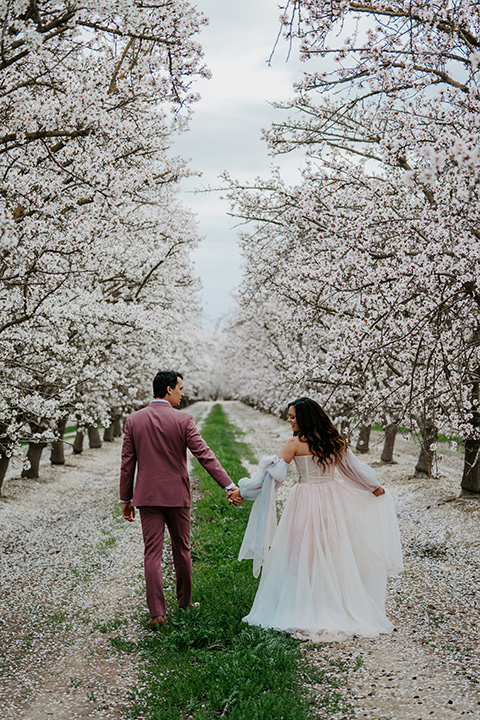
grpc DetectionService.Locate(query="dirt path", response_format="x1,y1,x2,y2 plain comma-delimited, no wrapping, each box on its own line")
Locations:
1,400,479,720
222,401,480,720
0,402,212,720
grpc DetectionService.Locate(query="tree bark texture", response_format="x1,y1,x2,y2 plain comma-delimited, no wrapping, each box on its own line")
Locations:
380,424,397,463
356,424,371,453
50,417,68,465
22,442,47,478
73,430,84,454
461,377,480,493
103,425,114,442
0,454,9,496
112,418,122,437
462,437,480,493
88,425,102,449
414,418,438,477
22,423,47,479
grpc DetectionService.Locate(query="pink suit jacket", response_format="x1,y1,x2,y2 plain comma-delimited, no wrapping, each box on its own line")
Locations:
119,401,231,507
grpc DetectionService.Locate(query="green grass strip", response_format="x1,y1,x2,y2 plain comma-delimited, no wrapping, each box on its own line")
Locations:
119,404,356,720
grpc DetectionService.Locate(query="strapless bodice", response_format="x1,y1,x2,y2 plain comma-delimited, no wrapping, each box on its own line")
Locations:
293,455,335,484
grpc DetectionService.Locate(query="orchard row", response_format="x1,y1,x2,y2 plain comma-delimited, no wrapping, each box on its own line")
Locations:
221,1,480,494
0,1,218,493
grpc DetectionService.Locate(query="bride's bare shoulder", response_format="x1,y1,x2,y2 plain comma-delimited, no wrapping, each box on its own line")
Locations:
279,436,303,463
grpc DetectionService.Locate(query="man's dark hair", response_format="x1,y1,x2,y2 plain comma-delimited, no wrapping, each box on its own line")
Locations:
153,370,183,398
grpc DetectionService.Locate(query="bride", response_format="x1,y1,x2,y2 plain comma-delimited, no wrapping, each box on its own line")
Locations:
238,398,403,643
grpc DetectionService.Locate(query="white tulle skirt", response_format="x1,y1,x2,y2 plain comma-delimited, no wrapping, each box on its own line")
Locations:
243,477,403,643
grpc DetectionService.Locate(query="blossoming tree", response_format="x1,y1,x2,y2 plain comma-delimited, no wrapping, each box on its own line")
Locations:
223,0,480,491
0,0,212,490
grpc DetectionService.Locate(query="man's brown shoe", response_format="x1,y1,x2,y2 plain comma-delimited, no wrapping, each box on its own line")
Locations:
179,602,200,612
147,615,165,629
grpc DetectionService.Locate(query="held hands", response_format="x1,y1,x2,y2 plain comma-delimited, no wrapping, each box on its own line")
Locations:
122,501,136,521
372,486,385,497
227,487,244,506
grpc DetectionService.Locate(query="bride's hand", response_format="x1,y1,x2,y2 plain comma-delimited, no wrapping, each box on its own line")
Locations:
227,487,244,505
372,486,385,497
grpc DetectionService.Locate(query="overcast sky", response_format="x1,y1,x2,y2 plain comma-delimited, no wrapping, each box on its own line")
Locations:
173,0,308,329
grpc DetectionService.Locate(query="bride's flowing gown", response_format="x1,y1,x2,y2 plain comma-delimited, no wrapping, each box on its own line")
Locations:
240,450,403,643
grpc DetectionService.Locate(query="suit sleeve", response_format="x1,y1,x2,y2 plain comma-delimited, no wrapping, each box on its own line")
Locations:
185,416,232,489
119,417,137,501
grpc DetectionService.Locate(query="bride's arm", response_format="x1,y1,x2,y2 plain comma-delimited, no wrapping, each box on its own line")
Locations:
238,451,290,499
336,448,384,494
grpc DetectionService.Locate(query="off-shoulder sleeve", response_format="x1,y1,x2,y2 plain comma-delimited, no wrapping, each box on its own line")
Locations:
336,448,379,492
268,455,290,483
238,455,289,500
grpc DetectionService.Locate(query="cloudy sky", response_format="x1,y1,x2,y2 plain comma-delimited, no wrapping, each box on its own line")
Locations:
173,0,308,329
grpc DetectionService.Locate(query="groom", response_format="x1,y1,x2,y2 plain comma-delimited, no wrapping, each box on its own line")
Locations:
120,370,242,627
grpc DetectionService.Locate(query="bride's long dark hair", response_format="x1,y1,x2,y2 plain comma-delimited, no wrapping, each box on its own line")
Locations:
288,397,347,467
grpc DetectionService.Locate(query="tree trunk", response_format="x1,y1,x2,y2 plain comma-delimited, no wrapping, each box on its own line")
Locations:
461,380,480,493
356,424,371,453
414,418,438,477
88,425,102,449
103,425,114,442
0,454,10,496
461,437,480,493
22,443,47,478
22,423,47,479
73,430,84,454
105,408,122,440
50,417,68,465
380,424,397,463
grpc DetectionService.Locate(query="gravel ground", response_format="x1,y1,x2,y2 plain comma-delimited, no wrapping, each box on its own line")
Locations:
1,400,479,720
221,401,480,720
0,403,210,720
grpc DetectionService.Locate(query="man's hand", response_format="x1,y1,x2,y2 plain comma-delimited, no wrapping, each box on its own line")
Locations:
122,501,136,521
372,486,385,497
227,487,243,506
